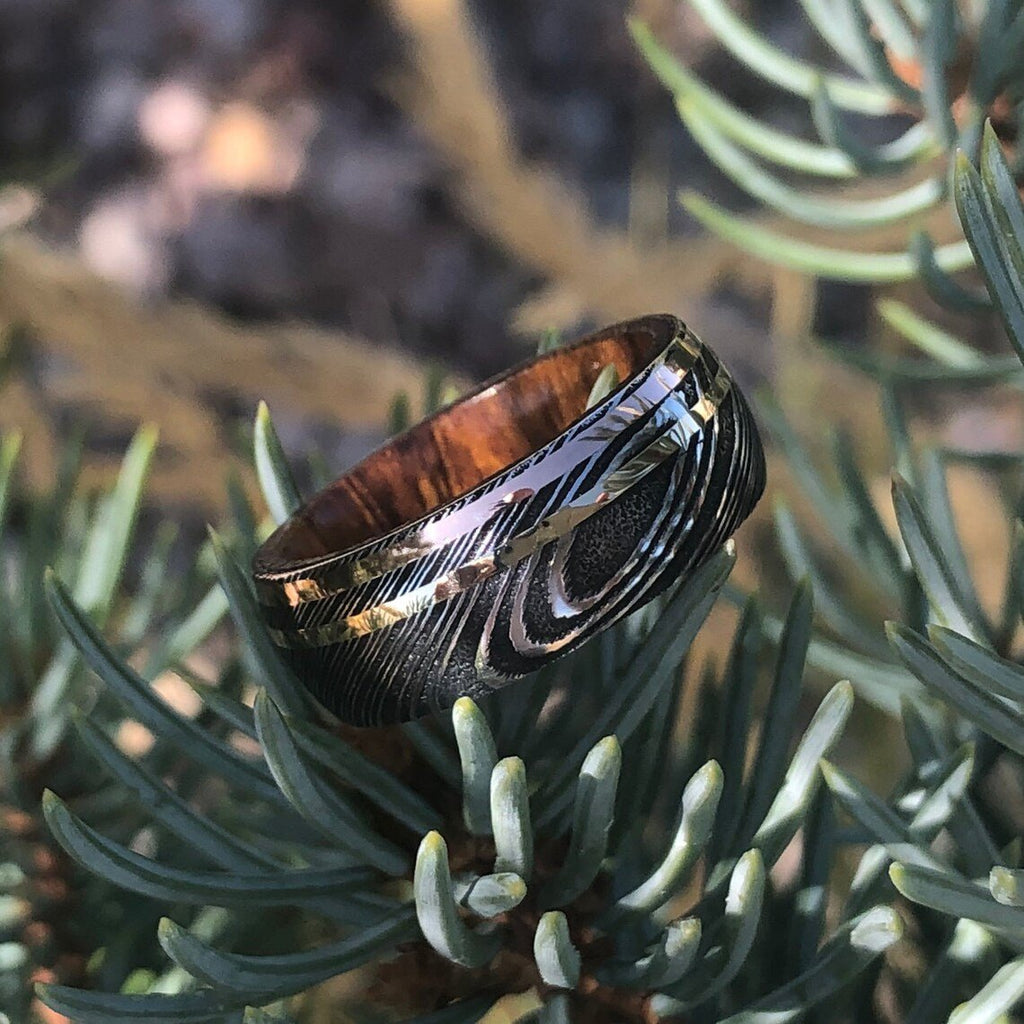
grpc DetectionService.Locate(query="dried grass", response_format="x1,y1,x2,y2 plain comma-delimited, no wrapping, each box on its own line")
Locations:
384,0,743,329
0,233,464,508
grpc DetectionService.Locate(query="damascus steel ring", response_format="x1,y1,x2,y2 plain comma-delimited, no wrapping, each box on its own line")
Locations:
253,314,765,726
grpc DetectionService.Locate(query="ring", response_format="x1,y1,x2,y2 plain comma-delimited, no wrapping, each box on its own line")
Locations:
252,314,765,726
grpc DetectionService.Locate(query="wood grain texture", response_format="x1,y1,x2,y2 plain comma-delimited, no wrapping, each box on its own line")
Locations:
256,320,667,563
254,315,765,725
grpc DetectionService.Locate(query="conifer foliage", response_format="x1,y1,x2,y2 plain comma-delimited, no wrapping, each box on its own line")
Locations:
6,1,1024,1021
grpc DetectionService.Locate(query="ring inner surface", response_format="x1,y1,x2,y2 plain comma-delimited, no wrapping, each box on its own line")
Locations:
258,318,676,568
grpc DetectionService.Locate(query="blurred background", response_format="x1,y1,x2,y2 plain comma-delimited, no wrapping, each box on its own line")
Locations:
0,0,813,515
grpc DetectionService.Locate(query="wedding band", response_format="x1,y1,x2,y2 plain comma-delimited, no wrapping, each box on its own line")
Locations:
252,314,765,726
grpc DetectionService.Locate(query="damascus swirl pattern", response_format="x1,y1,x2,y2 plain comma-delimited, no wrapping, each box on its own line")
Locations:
253,315,765,725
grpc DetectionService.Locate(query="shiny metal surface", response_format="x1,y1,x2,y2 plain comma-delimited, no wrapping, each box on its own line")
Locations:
253,314,765,725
